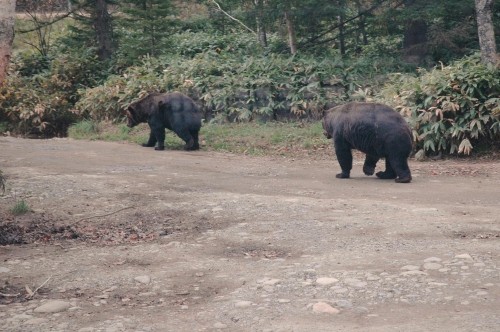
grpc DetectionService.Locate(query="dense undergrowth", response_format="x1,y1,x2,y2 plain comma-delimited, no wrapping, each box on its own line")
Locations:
379,55,500,155
1,26,499,157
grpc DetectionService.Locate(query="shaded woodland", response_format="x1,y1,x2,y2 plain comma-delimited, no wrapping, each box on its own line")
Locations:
0,0,498,155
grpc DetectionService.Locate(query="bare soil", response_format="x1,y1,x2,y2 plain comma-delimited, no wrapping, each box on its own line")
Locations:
0,137,499,332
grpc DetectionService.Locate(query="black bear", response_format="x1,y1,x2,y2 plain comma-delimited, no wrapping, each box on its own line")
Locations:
126,92,202,151
322,102,413,183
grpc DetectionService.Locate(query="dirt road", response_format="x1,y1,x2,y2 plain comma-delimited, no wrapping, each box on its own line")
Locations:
0,137,499,332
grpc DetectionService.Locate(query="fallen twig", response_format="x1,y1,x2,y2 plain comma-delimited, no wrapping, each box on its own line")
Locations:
74,206,135,224
0,292,21,297
26,275,52,299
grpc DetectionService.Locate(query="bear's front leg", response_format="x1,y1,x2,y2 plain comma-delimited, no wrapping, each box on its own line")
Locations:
142,131,157,147
334,139,352,179
148,121,166,151
153,128,166,150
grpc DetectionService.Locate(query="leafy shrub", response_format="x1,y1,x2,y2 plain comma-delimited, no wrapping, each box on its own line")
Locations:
170,31,261,58
379,54,500,155
0,48,108,137
76,47,400,123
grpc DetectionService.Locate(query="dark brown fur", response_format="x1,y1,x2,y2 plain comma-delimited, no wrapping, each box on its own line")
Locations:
322,102,412,183
126,92,202,151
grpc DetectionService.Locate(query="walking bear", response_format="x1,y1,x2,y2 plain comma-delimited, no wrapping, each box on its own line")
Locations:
322,102,413,183
126,92,202,151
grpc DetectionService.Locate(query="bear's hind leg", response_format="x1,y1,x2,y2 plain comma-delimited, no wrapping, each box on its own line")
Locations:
190,129,200,150
363,154,379,176
376,159,397,179
389,157,412,183
175,128,196,151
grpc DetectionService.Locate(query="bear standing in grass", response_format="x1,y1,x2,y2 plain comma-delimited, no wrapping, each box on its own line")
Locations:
126,92,202,151
322,102,413,183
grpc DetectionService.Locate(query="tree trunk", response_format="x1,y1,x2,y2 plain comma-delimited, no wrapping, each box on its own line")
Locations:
338,14,346,56
402,19,428,64
0,0,16,87
402,0,428,65
474,0,498,66
94,0,113,60
355,0,368,47
255,0,267,47
284,10,297,55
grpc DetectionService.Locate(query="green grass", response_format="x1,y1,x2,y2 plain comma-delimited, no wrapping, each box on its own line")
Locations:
0,170,5,194
202,122,327,155
67,120,331,157
0,122,8,134
11,200,30,215
67,120,101,139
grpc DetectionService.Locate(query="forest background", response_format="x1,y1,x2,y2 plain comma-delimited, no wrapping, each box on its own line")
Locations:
0,0,499,157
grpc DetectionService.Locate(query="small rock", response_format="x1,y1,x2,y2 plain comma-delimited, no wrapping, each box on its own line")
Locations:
134,275,151,284
334,300,353,308
12,313,33,320
332,287,348,293
78,328,95,332
423,263,442,270
278,299,291,303
312,302,340,314
263,285,274,293
24,318,49,325
103,286,118,292
262,278,281,286
235,301,253,308
401,265,420,271
34,300,71,313
424,257,442,263
400,270,428,276
353,306,369,314
344,278,367,288
455,254,474,263
366,275,380,281
0,267,10,273
213,322,227,329
414,149,426,161
316,277,339,285
94,294,109,299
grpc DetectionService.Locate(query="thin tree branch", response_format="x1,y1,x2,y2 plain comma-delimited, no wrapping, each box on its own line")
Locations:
209,0,257,35
17,1,92,34
299,0,404,48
